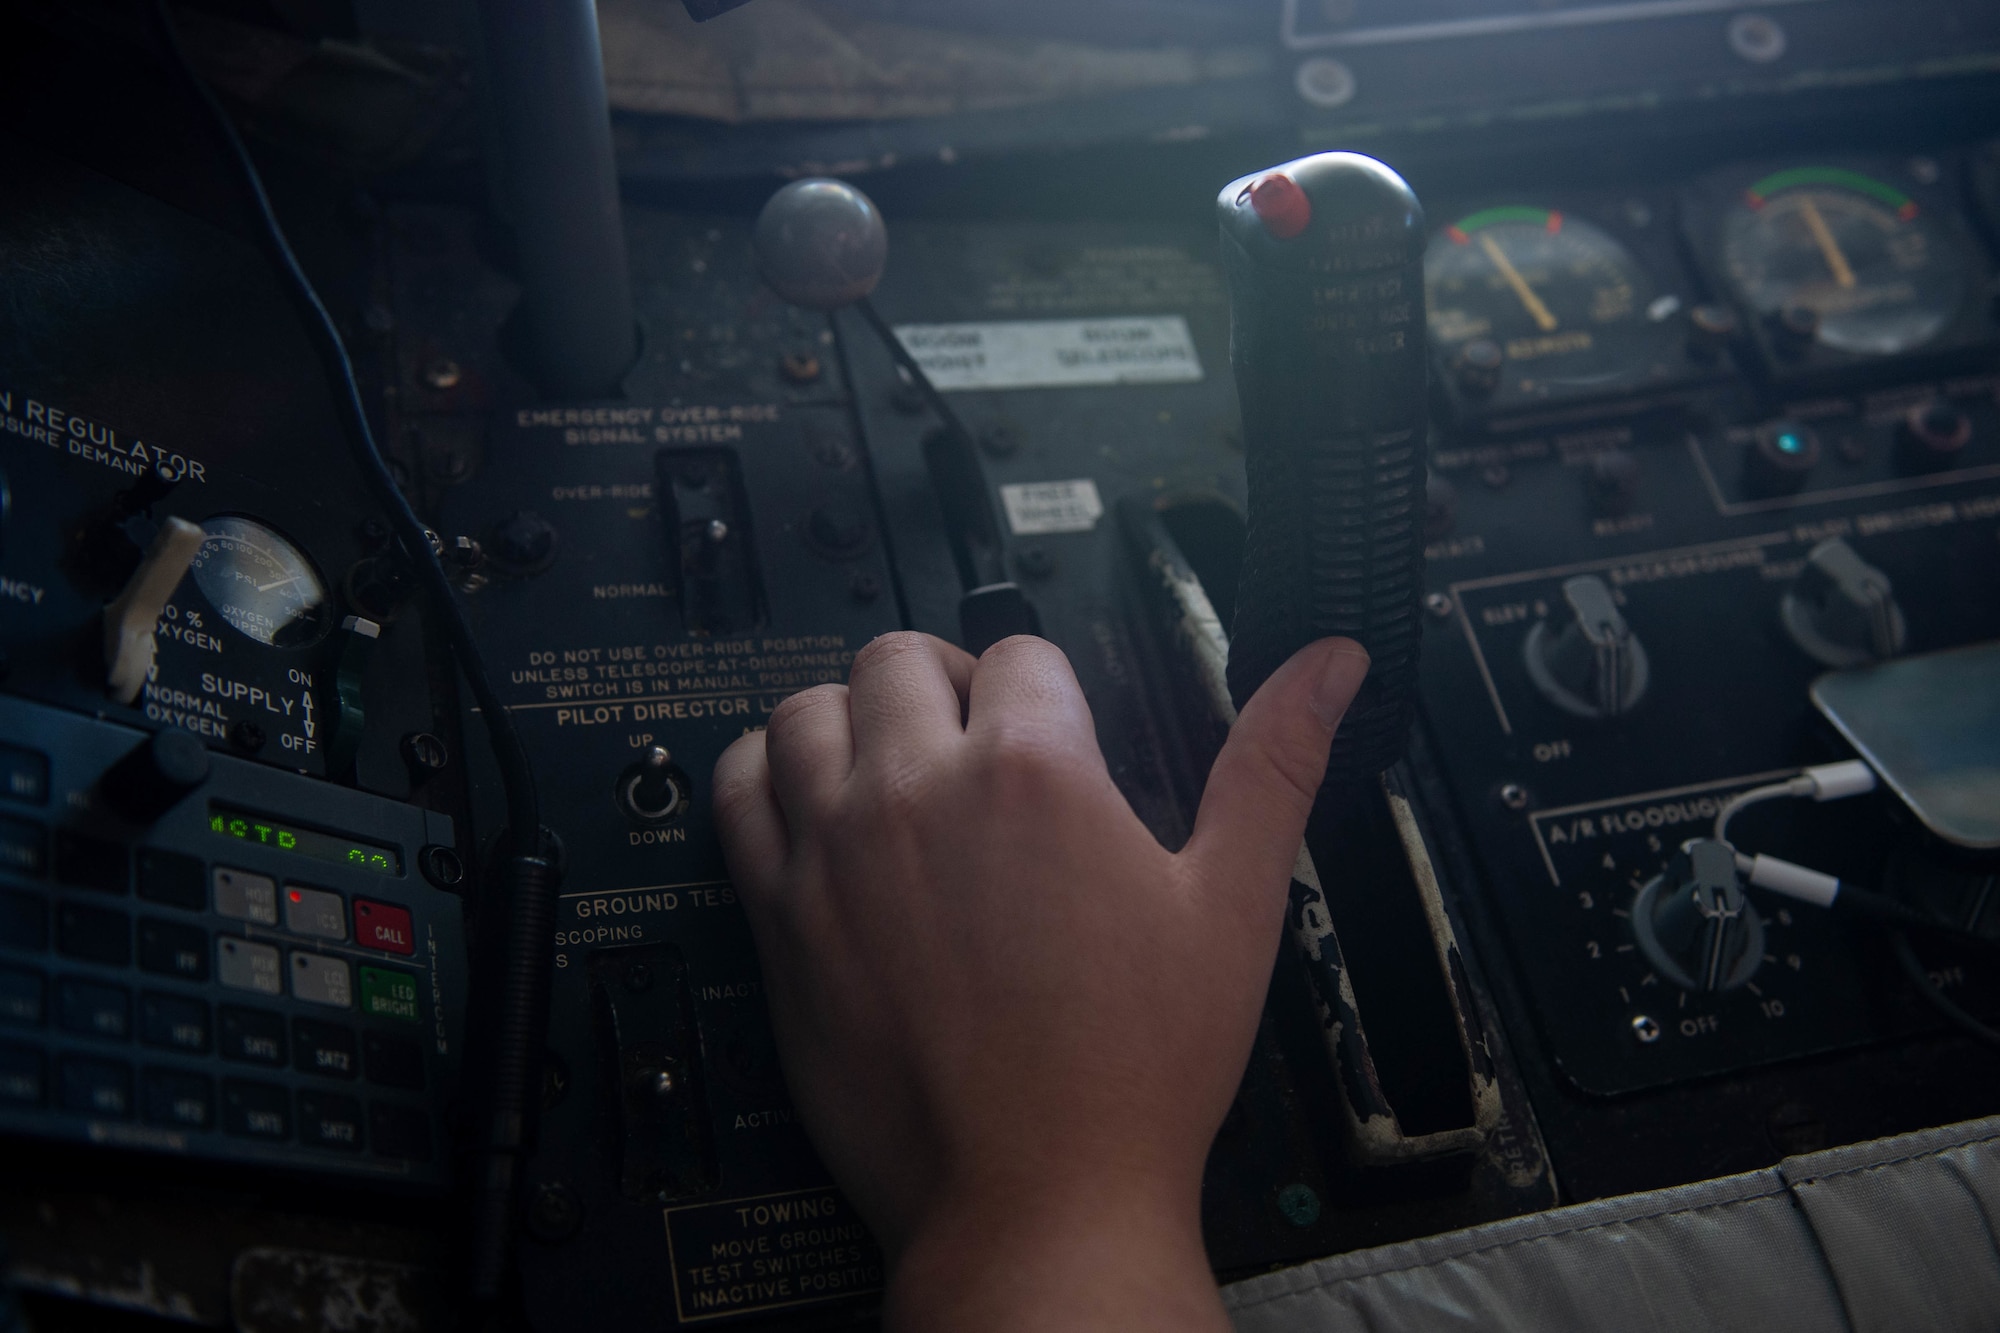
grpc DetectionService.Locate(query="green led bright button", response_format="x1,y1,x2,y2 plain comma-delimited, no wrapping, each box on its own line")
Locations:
359,966,420,1023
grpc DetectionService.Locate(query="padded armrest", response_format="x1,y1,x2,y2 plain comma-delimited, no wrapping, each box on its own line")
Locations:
1225,1115,2000,1333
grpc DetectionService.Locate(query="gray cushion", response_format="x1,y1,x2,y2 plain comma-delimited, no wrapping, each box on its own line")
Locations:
1224,1116,2000,1333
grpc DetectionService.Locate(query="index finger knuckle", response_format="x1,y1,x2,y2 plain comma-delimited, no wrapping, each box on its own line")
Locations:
849,630,934,680
766,682,846,737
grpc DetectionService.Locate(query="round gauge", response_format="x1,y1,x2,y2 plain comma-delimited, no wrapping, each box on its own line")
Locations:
1426,207,1658,398
189,516,330,649
1721,168,1968,357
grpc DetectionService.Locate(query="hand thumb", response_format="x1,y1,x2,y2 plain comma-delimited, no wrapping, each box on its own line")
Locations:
1182,638,1371,909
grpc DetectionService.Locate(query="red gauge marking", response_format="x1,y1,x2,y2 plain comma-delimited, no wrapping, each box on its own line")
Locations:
1446,225,1470,245
1546,211,1564,234
1248,173,1312,240
1898,201,1920,221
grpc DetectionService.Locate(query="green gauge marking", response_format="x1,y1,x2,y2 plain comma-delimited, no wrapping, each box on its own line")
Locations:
1746,168,1918,220
1446,206,1561,243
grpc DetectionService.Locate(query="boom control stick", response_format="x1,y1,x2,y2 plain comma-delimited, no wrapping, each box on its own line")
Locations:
1217,154,1429,785
1213,159,1501,1163
754,179,1043,653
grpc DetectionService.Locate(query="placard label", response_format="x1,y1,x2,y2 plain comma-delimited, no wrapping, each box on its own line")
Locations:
893,317,1203,390
1000,479,1105,536
664,1187,883,1322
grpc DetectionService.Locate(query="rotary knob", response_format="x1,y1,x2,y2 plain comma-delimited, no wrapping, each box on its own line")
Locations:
1779,537,1905,668
1685,303,1739,364
1896,399,1972,474
1767,303,1820,357
1633,839,1765,992
1523,575,1649,719
1453,339,1504,397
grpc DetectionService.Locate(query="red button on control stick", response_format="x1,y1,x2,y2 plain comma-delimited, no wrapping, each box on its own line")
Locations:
354,899,415,956
1248,173,1312,240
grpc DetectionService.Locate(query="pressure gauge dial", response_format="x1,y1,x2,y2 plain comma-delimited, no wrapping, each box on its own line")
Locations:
189,516,331,649
1720,167,1971,357
1426,207,1660,402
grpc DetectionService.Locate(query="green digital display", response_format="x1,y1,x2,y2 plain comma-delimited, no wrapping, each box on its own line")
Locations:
209,804,401,876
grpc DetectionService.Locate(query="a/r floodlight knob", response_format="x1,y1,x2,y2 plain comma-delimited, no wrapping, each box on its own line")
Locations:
1633,838,1765,993
753,179,889,312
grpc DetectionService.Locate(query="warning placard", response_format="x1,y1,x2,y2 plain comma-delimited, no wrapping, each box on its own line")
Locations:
664,1187,884,1323
892,316,1204,390
999,478,1105,536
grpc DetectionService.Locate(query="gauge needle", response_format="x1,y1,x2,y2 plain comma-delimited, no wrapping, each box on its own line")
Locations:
1478,233,1559,332
257,575,299,593
1797,196,1856,289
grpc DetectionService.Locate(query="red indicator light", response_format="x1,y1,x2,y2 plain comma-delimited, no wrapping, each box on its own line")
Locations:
1248,173,1312,240
289,889,302,903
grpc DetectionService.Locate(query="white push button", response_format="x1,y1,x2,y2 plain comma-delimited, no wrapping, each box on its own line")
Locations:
214,868,278,926
217,937,282,996
284,886,346,941
290,953,352,1008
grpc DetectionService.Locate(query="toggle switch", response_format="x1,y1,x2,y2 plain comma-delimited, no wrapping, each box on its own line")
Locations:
618,746,690,825
1779,537,1905,668
1425,469,1458,539
103,518,206,705
1586,448,1640,517
1524,575,1649,720
657,452,763,635
325,616,382,779
586,944,715,1201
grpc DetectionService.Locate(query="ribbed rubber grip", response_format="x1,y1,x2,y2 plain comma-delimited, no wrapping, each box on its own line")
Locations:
1218,152,1428,786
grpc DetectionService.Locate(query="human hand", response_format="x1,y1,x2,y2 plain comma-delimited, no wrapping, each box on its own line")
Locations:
712,632,1370,1331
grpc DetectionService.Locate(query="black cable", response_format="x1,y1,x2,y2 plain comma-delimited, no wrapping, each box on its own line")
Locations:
144,0,541,847
1833,883,2000,951
1891,931,2000,1050
147,5,558,1319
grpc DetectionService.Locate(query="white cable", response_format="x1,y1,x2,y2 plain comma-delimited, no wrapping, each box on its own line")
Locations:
1713,777,1813,843
1713,760,1878,844
1735,852,1841,909
1802,759,1877,802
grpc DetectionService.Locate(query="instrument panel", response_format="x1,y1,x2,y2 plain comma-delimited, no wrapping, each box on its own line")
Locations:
3,0,2000,1321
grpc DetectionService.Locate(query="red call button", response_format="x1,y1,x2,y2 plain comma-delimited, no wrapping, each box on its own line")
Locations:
354,899,416,955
